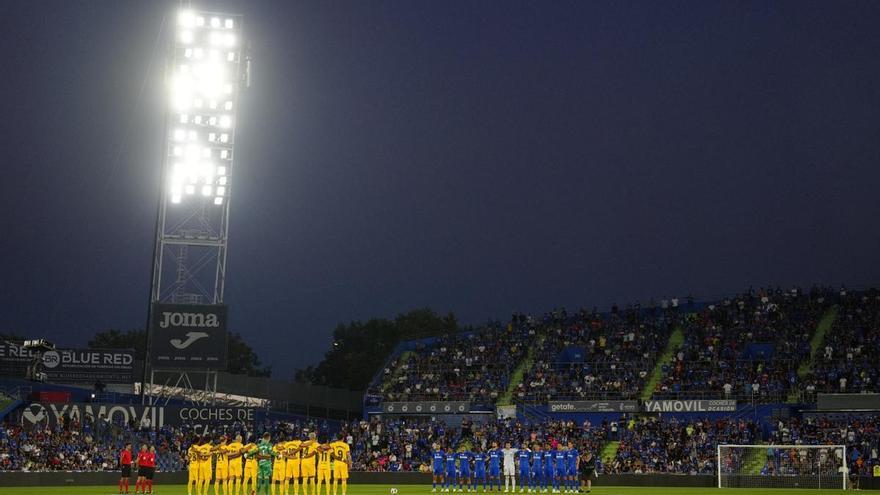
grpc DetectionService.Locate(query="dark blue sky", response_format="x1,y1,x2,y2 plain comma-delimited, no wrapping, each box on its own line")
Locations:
1,0,878,378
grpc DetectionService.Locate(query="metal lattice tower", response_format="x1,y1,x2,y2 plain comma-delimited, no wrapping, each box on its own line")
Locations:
143,8,248,404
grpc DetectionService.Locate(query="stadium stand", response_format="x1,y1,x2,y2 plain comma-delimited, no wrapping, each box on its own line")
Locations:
513,307,676,403
650,288,833,403
376,319,531,405
799,289,880,401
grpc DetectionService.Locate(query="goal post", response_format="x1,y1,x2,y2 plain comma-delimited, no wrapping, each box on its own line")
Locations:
718,444,848,490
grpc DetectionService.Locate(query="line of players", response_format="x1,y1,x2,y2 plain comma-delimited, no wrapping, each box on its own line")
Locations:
185,431,351,495
432,441,596,494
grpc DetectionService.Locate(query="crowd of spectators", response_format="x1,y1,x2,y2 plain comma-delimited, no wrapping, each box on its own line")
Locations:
607,416,758,475
514,306,675,402
0,413,332,472
652,287,833,403
768,415,880,477
3,412,879,477
800,289,880,400
377,318,532,404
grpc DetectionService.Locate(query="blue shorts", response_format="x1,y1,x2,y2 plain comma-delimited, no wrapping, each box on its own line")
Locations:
544,470,553,479
567,467,577,477
519,469,530,478
489,468,500,477
475,470,486,479
434,466,444,476
460,470,471,478
531,470,541,479
446,471,457,479
555,469,566,478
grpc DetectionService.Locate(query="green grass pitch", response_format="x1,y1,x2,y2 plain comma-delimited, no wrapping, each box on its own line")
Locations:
0,485,850,495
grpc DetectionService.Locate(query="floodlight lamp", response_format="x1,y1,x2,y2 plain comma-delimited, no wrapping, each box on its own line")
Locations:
178,10,195,27
219,115,231,128
180,31,194,44
217,186,226,196
211,17,221,28
202,185,212,196
225,19,234,29
214,197,223,205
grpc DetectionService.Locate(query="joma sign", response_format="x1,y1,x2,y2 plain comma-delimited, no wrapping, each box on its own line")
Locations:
158,311,221,328
150,304,228,370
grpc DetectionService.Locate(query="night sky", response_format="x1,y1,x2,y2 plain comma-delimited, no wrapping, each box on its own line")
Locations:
1,0,879,378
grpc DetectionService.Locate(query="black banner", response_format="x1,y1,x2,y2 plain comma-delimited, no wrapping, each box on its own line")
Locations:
0,344,133,383
381,401,470,414
548,400,639,413
150,303,228,370
17,402,257,429
817,393,880,411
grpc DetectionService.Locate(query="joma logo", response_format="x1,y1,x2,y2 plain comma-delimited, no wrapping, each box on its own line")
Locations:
159,311,220,329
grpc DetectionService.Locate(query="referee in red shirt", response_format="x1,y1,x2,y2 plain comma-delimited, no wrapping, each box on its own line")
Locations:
119,443,133,494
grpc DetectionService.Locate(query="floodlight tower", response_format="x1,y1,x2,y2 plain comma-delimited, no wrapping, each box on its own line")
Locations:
143,8,248,404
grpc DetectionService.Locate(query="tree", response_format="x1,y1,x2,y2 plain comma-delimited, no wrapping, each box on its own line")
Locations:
87,329,270,376
298,308,458,390
88,329,147,359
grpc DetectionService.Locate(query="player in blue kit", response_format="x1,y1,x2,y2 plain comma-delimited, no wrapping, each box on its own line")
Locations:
473,448,487,492
530,445,542,493
487,442,502,491
554,447,567,492
542,444,554,493
517,443,531,493
458,449,473,492
564,442,578,493
445,447,458,492
432,445,446,492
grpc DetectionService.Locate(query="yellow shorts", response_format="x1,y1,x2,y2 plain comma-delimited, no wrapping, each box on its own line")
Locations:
317,468,331,482
216,462,228,479
333,464,349,480
245,462,258,478
229,460,243,478
286,461,300,479
188,466,200,482
301,463,316,478
272,461,286,481
199,461,213,480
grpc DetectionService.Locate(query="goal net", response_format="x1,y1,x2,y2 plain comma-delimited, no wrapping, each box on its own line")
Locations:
718,444,848,490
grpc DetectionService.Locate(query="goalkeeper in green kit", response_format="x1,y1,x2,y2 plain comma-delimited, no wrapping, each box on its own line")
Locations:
249,432,275,495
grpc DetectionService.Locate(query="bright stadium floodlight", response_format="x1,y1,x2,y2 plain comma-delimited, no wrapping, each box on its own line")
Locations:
166,7,242,207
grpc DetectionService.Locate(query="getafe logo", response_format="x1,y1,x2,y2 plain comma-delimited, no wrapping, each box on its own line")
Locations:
158,311,220,329
170,331,210,349
21,403,48,427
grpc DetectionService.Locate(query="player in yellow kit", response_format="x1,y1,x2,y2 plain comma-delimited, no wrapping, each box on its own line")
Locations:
329,433,351,495
300,434,318,495
315,441,333,495
187,438,203,495
284,439,303,495
227,436,245,495
214,437,230,495
242,441,259,495
199,439,215,495
271,437,288,495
